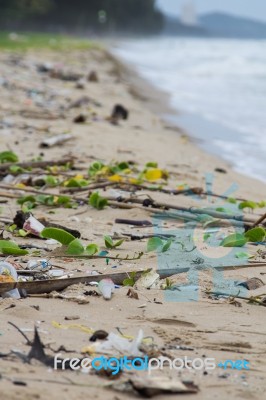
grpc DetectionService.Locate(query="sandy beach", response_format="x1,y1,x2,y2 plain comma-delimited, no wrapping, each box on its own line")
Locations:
0,46,266,400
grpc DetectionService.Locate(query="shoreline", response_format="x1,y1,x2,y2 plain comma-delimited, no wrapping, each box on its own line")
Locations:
111,42,266,185
0,46,266,400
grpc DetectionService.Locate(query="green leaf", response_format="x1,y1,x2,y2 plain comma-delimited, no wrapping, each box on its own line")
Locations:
8,224,17,233
146,162,158,168
220,233,247,247
41,227,76,245
227,197,237,204
239,201,257,210
0,151,19,163
9,165,26,174
147,237,163,252
45,175,60,187
162,238,172,253
65,178,89,188
0,240,28,255
67,239,84,255
113,239,124,248
89,192,108,210
17,195,36,205
123,271,137,287
235,252,249,259
18,229,28,237
104,235,114,249
244,227,266,243
204,233,211,241
88,161,105,177
86,244,99,256
2,247,28,256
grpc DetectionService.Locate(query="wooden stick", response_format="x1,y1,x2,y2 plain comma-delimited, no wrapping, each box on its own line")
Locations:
106,196,261,225
206,290,266,307
1,264,265,295
61,181,115,193
0,157,74,172
252,212,266,227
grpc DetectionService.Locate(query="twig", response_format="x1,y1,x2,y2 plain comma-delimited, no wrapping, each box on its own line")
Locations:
106,196,261,225
205,290,266,307
252,212,266,227
61,181,116,193
0,157,74,172
8,322,32,345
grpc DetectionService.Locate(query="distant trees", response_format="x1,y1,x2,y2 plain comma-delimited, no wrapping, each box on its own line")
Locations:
0,0,163,34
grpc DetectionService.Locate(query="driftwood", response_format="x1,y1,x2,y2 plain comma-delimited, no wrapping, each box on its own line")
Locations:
0,157,74,172
1,263,266,295
106,196,264,227
40,134,74,148
0,269,171,295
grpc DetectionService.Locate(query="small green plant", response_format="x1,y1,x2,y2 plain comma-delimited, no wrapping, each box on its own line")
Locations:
17,194,76,211
163,277,175,290
147,237,173,253
104,235,124,249
123,271,137,287
89,192,108,210
0,151,19,163
221,227,266,247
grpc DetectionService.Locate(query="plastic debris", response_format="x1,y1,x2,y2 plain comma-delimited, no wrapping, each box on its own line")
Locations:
98,278,115,300
23,215,45,237
83,329,144,357
0,261,20,299
134,269,160,289
27,259,51,272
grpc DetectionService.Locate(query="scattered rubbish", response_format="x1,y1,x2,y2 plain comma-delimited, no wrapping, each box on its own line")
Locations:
23,215,45,237
35,291,90,304
69,95,90,109
73,113,87,123
52,321,93,334
112,376,198,397
237,277,264,290
98,278,115,300
76,78,86,89
127,288,139,300
90,330,109,342
134,270,160,290
50,68,82,82
115,218,152,227
0,262,20,299
64,315,80,321
40,133,73,148
215,167,227,174
27,259,51,272
84,330,144,357
111,104,129,120
88,71,99,82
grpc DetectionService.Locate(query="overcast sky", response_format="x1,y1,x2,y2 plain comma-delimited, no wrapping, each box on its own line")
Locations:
156,0,266,22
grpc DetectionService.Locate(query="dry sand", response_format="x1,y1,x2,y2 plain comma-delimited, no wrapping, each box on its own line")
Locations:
0,48,266,400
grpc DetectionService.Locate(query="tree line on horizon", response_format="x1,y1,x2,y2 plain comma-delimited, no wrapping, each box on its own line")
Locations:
0,0,164,34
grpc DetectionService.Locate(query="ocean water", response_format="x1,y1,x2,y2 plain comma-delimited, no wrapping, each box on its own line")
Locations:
113,37,266,182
